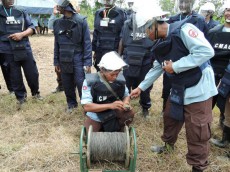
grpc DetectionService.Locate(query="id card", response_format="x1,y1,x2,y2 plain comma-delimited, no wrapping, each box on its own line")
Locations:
100,20,108,27
7,16,15,22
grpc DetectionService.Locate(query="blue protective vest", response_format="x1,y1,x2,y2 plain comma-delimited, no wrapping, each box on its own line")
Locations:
0,6,25,39
122,19,154,66
208,25,230,78
0,6,30,60
86,73,125,104
53,14,85,73
94,7,126,52
153,20,208,88
168,11,208,34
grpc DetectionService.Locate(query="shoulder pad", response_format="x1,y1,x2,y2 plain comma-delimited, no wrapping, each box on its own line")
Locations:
73,14,86,23
209,24,224,34
85,73,100,86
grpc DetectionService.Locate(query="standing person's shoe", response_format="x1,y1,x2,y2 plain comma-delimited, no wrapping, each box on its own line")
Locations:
210,126,230,148
142,108,149,118
150,143,174,154
66,105,77,114
52,85,64,93
33,94,43,101
17,98,26,110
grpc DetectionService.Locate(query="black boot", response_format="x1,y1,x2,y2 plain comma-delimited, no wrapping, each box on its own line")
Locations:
219,113,225,129
142,108,149,118
192,167,203,172
210,126,230,148
150,143,174,154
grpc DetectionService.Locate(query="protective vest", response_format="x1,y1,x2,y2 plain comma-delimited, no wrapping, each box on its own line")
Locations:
0,6,29,61
122,19,154,77
86,73,126,104
153,20,208,121
53,14,85,73
168,11,208,33
207,19,219,30
94,7,126,53
209,28,230,78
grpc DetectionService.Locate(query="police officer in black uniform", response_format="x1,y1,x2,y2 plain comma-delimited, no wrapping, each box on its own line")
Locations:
0,0,41,104
162,0,208,112
92,0,127,71
118,17,154,117
53,0,92,112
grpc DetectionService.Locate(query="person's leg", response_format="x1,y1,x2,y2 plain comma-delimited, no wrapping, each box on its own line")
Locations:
0,54,13,92
151,99,184,153
61,72,77,109
210,96,230,148
84,116,102,132
184,98,212,171
162,73,171,112
8,55,27,101
53,67,64,93
21,52,40,97
138,64,153,117
74,63,85,99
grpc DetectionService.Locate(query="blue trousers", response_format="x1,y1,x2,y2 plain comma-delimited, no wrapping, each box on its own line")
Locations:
124,63,153,109
61,59,85,108
0,53,13,92
8,52,39,100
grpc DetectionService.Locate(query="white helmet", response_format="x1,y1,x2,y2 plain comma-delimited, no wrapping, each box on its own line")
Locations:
98,51,127,71
201,2,215,12
132,3,169,40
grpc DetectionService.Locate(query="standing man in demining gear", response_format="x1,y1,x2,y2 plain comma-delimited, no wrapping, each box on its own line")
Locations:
53,0,92,113
118,11,159,117
161,0,209,113
130,3,217,171
0,0,42,104
208,2,230,158
199,2,220,30
92,0,127,71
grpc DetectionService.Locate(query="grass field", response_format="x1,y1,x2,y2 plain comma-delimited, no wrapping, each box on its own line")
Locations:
0,34,229,172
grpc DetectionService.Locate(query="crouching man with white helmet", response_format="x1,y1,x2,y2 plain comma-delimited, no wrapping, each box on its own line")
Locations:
130,3,217,172
81,51,134,132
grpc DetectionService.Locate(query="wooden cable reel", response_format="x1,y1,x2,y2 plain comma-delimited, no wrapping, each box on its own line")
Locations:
79,125,137,172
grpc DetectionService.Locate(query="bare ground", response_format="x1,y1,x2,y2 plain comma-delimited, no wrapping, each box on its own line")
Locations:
0,34,229,172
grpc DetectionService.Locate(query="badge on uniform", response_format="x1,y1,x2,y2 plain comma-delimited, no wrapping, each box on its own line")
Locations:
100,18,109,27
7,16,15,22
6,16,16,24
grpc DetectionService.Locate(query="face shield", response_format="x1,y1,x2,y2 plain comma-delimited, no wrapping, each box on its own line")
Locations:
175,0,194,14
132,4,169,41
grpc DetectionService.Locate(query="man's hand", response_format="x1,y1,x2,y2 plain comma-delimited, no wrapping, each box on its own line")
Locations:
55,65,61,73
162,60,174,74
84,66,91,73
8,33,24,41
110,101,124,110
130,87,142,99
